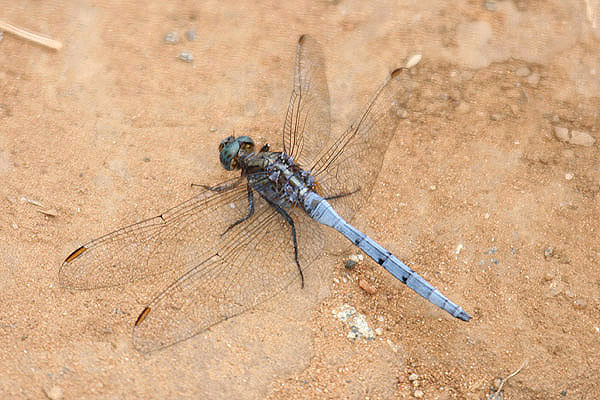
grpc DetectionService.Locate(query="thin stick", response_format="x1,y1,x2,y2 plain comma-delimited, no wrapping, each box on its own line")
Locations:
490,360,528,400
0,20,62,50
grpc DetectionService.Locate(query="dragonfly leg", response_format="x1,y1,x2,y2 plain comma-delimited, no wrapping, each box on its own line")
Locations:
265,198,304,288
259,143,270,152
191,179,242,192
222,184,255,235
324,188,360,201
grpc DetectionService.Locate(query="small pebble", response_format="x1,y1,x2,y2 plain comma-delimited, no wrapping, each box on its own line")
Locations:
515,66,531,77
456,101,471,114
43,386,63,400
209,126,218,132
574,298,586,310
564,289,575,299
332,304,376,340
526,72,540,86
342,20,357,31
406,54,422,69
565,172,574,180
553,126,570,141
490,113,503,121
483,0,497,11
164,32,178,44
455,243,464,255
544,247,554,259
375,327,383,335
569,130,595,147
484,247,498,255
344,259,357,269
550,284,563,297
186,29,196,41
179,52,194,62
544,272,554,281
408,373,419,382
515,0,527,10
349,254,363,263
414,389,424,398
359,278,377,295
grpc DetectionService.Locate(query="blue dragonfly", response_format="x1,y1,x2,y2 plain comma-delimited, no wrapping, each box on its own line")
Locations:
60,35,470,352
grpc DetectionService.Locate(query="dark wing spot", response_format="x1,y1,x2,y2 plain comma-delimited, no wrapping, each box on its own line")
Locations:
391,67,407,78
135,307,151,327
63,246,86,264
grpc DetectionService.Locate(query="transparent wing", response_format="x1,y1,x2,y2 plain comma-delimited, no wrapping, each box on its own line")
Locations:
282,34,332,169
60,177,247,289
60,174,324,352
133,203,323,352
312,68,416,222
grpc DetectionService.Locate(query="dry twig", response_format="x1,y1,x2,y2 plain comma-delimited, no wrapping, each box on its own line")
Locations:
490,360,528,400
0,20,62,50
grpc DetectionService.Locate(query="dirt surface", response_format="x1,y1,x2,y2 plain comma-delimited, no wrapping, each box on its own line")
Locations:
1,1,599,399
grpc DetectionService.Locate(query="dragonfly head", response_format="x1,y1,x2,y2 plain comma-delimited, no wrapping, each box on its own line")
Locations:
219,136,255,171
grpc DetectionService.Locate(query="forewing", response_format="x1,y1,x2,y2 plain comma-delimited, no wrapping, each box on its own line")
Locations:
283,34,332,168
132,202,324,352
59,178,249,289
312,68,415,222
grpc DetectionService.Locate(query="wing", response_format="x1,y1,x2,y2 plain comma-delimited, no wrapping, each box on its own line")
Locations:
132,202,323,352
60,174,325,352
59,177,249,289
282,34,332,169
312,68,415,222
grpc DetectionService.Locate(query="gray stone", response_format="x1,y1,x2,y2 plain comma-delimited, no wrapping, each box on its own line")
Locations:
186,29,196,41
164,32,178,44
179,52,194,63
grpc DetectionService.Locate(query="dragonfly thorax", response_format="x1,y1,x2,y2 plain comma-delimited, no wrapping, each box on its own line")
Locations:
263,152,316,205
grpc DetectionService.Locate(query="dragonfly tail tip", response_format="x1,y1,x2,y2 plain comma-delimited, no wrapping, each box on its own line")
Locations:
456,310,472,322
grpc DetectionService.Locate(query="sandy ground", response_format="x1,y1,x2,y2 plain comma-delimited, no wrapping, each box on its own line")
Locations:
1,1,599,399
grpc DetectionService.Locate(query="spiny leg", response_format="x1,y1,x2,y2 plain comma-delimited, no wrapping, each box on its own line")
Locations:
222,184,255,235
265,198,304,288
191,179,242,192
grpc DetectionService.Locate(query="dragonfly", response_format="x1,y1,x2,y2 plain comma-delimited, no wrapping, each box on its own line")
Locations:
60,34,471,353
